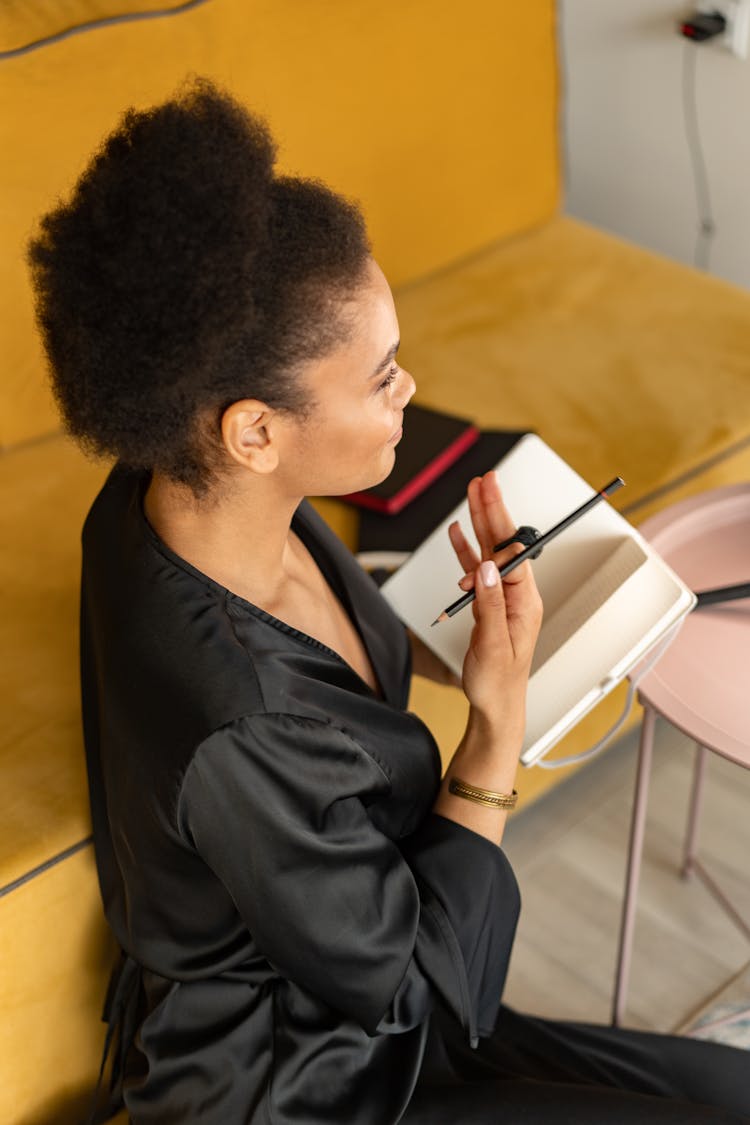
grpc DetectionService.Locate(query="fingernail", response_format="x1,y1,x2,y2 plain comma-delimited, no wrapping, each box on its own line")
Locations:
480,560,498,587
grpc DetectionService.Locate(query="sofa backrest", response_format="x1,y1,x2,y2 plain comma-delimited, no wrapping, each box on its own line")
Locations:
1,0,559,450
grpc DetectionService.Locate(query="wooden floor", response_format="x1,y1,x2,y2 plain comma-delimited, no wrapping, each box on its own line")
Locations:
502,713,750,1034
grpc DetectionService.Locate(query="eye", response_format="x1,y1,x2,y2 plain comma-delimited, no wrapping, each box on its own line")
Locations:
377,363,399,392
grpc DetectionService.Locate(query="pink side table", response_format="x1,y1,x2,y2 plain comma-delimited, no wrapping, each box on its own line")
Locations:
612,483,750,1027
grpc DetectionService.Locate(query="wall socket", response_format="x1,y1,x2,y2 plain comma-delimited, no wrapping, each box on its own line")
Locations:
696,1,750,56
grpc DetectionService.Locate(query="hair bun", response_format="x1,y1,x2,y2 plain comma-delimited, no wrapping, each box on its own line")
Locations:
29,78,370,495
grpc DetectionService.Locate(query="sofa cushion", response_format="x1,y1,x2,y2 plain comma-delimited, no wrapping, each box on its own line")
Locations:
395,215,750,515
0,0,559,449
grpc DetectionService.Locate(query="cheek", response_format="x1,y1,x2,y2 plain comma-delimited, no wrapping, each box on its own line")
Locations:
337,396,393,442
365,403,397,448
304,390,395,469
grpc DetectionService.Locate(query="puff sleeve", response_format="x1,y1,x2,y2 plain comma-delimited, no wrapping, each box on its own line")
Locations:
178,712,520,1044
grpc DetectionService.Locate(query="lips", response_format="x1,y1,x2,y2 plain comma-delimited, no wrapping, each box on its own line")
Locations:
389,416,404,444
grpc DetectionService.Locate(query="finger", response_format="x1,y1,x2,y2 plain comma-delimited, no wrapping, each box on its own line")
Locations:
478,471,519,554
467,471,519,560
494,540,540,590
499,554,534,586
467,475,495,559
459,544,533,590
448,519,480,576
501,564,544,659
468,561,542,668
470,559,510,656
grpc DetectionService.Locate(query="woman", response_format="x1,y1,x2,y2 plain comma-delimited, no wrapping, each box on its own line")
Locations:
29,80,749,1124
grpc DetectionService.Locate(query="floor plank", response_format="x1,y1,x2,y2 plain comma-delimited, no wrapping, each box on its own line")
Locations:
502,713,750,1033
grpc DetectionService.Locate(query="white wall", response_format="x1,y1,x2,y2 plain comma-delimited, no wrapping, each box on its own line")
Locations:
561,0,750,290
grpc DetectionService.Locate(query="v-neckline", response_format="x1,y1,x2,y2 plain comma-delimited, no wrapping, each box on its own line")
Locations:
138,483,385,702
289,506,385,701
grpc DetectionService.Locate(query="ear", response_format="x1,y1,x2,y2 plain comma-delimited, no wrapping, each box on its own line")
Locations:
220,400,280,475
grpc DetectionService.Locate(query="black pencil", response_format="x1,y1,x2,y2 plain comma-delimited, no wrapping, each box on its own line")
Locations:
431,477,625,625
694,581,750,609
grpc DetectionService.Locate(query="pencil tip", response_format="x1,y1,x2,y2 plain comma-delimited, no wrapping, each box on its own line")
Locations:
602,476,625,496
431,613,447,626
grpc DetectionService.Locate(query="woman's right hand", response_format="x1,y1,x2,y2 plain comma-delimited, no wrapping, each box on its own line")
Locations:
448,472,543,735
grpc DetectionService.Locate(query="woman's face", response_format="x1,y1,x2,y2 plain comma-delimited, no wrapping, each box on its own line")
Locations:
280,258,416,498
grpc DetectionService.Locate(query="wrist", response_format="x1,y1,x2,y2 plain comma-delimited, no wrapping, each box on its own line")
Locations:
436,699,525,850
451,709,524,792
466,703,525,746
447,776,518,810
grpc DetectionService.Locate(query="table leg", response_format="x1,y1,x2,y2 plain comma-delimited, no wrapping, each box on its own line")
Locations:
611,703,657,1026
682,743,708,879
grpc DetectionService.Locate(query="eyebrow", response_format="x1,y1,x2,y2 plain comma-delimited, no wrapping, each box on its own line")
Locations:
370,340,400,378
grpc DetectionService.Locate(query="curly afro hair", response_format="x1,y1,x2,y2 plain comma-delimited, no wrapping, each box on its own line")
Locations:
28,78,371,495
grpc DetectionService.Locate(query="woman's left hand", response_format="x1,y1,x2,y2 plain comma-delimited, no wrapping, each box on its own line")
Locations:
407,628,462,687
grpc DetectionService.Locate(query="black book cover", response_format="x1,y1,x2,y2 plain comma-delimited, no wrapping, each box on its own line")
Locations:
357,429,530,553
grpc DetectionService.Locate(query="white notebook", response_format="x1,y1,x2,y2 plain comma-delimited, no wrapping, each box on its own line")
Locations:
380,434,696,766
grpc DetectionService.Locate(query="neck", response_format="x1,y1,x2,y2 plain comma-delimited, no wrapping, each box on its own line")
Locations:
143,471,304,607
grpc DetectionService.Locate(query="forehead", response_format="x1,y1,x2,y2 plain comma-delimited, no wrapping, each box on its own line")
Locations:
348,259,399,349
293,259,399,401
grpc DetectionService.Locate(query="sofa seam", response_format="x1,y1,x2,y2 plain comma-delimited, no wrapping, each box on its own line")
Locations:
622,432,750,517
0,835,93,899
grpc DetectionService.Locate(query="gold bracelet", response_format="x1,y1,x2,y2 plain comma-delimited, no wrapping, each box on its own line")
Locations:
448,777,518,810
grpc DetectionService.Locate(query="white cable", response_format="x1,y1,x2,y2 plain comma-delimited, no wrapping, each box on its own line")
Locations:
534,622,685,770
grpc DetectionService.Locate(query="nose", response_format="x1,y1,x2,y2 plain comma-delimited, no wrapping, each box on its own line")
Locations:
395,366,416,409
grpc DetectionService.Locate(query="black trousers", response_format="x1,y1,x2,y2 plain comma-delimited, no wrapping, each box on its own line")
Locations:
406,1005,750,1123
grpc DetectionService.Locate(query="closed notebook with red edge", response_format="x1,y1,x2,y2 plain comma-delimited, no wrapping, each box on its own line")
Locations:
340,404,480,515
357,429,529,554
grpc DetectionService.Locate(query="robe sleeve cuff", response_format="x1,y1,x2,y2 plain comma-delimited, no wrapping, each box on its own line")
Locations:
401,813,521,1044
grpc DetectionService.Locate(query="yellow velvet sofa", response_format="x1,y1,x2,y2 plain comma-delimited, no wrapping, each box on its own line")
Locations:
2,1,749,1121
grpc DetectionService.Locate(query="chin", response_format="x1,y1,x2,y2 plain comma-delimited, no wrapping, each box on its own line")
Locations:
320,451,396,499
367,450,398,489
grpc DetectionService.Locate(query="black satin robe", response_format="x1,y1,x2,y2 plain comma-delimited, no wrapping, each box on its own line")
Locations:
82,467,750,1125
81,466,520,1124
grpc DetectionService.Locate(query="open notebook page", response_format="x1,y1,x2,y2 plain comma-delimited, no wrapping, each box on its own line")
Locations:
531,536,647,673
